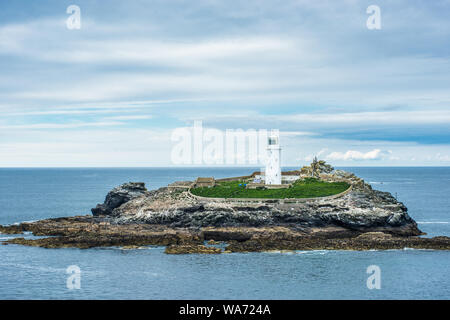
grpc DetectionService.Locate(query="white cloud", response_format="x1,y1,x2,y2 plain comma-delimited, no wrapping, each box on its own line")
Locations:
1,1,450,166
325,149,390,161
104,115,152,120
0,121,124,130
301,148,329,162
203,109,450,128
2,13,450,109
436,153,450,162
280,131,316,137
0,128,172,167
4,109,135,116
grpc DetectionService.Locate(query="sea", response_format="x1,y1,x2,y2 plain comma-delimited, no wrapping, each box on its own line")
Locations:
0,167,449,299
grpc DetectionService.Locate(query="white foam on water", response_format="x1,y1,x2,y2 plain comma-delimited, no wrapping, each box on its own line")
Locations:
13,220,37,225
0,262,108,276
402,247,434,251
264,249,330,255
295,250,329,255
143,272,160,277
0,262,66,273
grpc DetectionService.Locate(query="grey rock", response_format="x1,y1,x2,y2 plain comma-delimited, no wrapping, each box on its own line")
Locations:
91,182,148,216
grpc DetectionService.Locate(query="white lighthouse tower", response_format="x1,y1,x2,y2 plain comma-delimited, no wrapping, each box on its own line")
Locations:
265,130,281,185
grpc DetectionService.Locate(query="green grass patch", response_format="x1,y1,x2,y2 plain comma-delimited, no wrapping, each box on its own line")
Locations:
190,178,350,199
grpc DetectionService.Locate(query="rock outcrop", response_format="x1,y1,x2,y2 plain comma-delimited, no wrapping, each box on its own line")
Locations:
0,224,23,234
112,180,421,236
91,182,149,216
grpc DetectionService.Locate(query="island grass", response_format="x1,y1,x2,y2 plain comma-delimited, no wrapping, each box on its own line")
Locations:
190,178,350,199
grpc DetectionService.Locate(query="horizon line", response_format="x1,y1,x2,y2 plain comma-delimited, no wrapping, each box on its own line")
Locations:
1,165,450,169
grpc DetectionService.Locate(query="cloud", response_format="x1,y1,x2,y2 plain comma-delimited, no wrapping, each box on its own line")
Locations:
0,121,124,130
104,115,152,120
280,131,316,137
301,148,329,162
202,109,450,128
1,1,450,166
325,149,390,161
2,5,450,109
0,128,173,167
435,153,450,162
4,109,136,116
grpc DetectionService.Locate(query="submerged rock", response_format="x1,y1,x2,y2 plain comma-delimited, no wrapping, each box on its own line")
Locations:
0,224,23,234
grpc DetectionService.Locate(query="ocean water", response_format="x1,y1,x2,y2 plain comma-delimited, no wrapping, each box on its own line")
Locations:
0,167,449,299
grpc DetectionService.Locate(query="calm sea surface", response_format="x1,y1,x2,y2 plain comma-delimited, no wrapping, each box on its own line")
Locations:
0,167,449,299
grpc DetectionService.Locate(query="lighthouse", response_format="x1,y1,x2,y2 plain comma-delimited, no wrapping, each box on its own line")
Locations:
265,131,281,185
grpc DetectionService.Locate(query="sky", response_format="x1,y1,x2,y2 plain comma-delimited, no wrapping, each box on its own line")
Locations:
0,0,449,167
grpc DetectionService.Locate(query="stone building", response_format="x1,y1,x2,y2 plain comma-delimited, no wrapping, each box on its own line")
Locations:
194,177,215,188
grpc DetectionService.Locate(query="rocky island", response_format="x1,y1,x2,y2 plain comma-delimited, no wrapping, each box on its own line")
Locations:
1,163,450,253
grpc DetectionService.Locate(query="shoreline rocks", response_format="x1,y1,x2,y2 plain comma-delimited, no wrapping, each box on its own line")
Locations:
1,216,450,252
225,234,450,252
0,224,23,234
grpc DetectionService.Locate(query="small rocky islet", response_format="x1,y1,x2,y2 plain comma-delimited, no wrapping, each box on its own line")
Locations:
2,168,450,253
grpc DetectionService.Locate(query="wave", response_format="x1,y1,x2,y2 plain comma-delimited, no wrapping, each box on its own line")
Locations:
12,220,37,225
0,262,108,276
0,262,67,273
263,249,329,255
402,247,435,251
295,250,329,255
